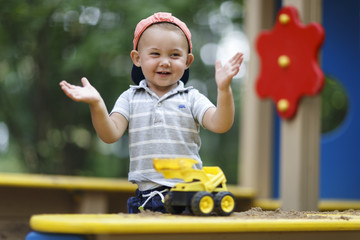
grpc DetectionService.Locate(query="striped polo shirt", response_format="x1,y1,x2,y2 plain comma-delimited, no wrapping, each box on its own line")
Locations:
110,80,215,190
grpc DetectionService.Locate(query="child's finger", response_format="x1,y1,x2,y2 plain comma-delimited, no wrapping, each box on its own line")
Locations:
60,80,76,90
81,77,90,87
215,60,222,71
231,52,243,64
234,53,243,63
59,80,68,88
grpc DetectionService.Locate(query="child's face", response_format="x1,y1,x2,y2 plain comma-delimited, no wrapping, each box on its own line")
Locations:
131,24,194,95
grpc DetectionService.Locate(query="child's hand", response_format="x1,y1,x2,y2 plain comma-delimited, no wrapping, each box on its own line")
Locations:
60,77,101,105
215,52,244,91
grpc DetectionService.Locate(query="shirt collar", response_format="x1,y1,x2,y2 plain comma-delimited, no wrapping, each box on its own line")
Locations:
131,80,193,94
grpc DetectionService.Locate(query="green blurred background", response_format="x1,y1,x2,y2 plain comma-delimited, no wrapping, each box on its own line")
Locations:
0,0,247,183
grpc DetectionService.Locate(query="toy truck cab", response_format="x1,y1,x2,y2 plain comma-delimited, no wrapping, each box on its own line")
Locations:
153,158,236,216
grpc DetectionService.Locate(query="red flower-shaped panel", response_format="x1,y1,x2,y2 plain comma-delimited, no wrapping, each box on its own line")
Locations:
255,6,325,119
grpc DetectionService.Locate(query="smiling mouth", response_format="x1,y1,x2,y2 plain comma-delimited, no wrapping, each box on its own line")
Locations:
157,71,171,75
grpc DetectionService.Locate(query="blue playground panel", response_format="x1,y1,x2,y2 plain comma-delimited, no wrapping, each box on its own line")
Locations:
25,232,86,240
320,0,360,200
273,0,360,200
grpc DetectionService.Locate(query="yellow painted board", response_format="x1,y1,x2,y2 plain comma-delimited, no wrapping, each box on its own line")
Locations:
0,173,255,198
227,185,255,198
30,213,360,235
0,173,136,192
255,198,360,211
319,200,360,211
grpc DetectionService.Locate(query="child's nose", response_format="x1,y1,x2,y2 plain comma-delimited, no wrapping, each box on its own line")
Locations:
159,57,170,67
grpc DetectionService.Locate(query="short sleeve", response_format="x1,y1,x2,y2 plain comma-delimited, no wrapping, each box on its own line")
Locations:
189,89,215,127
110,89,133,120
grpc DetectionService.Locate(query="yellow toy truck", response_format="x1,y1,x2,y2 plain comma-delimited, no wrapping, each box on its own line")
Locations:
153,158,236,216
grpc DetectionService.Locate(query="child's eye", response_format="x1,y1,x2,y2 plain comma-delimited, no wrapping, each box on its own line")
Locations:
150,52,160,56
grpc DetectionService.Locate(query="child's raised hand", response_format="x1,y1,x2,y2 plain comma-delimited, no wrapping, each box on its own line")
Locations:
60,77,101,105
215,52,244,91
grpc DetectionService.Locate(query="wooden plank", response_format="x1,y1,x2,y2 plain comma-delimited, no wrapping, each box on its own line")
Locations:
76,192,108,214
280,0,323,211
95,232,360,240
30,213,360,234
0,173,136,192
0,173,254,199
254,198,360,211
240,0,276,198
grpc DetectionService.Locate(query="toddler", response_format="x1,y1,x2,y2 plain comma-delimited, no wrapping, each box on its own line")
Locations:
60,12,243,213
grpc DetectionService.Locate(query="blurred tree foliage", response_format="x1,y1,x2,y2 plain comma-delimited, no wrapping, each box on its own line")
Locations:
0,0,245,183
321,76,348,134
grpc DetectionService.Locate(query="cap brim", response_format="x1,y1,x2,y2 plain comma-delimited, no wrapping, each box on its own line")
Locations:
131,65,189,85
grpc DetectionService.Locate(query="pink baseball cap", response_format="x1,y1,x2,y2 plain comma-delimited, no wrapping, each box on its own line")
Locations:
133,12,192,52
131,12,192,85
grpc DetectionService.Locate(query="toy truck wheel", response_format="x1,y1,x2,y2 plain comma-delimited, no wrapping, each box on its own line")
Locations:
164,192,185,214
214,191,236,216
191,191,214,216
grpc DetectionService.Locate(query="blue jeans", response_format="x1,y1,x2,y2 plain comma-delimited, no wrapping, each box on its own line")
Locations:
127,186,170,213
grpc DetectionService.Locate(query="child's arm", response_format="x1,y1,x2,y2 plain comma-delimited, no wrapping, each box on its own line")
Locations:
202,52,244,133
60,77,128,143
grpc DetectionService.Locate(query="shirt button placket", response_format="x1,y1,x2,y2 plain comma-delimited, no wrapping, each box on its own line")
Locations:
154,101,163,125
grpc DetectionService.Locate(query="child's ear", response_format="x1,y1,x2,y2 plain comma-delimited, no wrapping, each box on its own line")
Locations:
186,53,194,69
130,50,141,67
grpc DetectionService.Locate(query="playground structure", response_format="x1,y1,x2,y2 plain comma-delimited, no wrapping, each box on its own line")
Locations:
153,158,236,216
240,0,360,212
240,0,324,211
